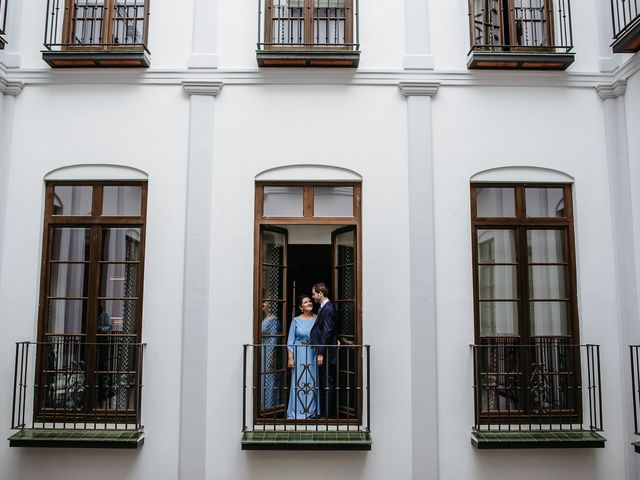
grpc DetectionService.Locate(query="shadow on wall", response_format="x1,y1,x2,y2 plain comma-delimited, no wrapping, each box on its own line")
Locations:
13,449,143,480
245,450,368,480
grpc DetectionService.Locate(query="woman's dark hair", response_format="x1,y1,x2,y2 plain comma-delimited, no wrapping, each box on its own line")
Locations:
298,294,311,307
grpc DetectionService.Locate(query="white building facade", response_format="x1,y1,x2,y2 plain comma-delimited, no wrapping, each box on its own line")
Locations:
0,0,639,479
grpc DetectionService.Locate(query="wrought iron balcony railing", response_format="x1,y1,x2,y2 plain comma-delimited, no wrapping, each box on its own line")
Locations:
11,339,145,433
242,343,371,449
467,0,574,69
611,0,640,52
630,346,640,436
42,0,150,67
0,0,7,48
471,341,603,432
256,0,360,67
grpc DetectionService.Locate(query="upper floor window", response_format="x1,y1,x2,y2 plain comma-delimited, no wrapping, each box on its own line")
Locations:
42,0,151,68
257,0,360,67
467,0,575,70
610,0,640,53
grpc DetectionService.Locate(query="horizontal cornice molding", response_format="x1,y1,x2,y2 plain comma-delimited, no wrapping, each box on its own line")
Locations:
182,80,223,96
0,67,620,89
596,79,627,99
399,81,440,96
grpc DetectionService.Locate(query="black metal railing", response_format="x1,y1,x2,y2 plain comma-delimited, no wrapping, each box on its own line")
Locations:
631,345,640,435
11,339,145,431
472,341,603,432
257,0,359,50
468,0,573,53
43,0,150,52
243,343,370,432
611,0,640,40
0,0,7,48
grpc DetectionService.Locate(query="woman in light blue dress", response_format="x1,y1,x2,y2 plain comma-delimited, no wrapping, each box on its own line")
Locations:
286,295,319,419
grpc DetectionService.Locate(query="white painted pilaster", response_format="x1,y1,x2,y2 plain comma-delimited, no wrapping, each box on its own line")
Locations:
0,79,23,279
403,0,434,69
179,81,223,480
399,81,439,480
597,79,640,480
187,0,220,68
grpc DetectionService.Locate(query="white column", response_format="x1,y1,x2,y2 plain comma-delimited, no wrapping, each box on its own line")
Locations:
597,79,640,480
0,80,24,272
399,81,439,480
179,81,223,480
404,0,434,69
188,0,220,68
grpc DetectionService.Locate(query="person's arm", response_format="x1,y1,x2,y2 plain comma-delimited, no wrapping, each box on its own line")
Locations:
287,318,296,368
317,305,336,366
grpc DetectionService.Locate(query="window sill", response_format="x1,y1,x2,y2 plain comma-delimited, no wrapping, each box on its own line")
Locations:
41,49,151,68
241,431,371,450
256,50,360,68
467,52,575,70
471,430,606,449
8,428,145,449
612,17,640,53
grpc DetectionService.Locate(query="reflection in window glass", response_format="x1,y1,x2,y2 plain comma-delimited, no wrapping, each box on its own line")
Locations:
530,302,568,336
51,228,90,261
526,188,565,217
47,300,87,334
476,187,515,217
479,301,518,337
263,187,304,217
477,229,516,263
314,186,353,217
103,186,142,216
102,228,141,261
527,230,567,263
53,186,93,216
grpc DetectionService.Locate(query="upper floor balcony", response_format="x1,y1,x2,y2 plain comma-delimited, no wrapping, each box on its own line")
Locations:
471,340,606,448
467,0,575,70
611,0,640,52
256,0,360,67
8,339,145,448
0,0,7,49
42,0,150,68
241,343,371,450
630,345,640,453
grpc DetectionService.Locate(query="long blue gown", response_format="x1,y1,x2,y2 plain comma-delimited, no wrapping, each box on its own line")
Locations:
286,316,319,419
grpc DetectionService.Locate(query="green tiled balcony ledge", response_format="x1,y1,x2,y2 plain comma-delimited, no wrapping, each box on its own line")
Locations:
241,431,372,450
8,428,144,449
632,441,640,454
471,430,606,449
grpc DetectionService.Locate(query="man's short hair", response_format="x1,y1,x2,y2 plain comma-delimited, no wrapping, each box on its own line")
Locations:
313,283,330,298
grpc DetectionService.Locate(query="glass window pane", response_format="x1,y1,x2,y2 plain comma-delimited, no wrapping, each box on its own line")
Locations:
476,187,516,217
53,186,93,216
47,299,86,334
99,299,138,334
529,266,567,299
51,228,90,261
102,228,141,261
527,230,567,263
530,302,569,336
102,186,142,216
477,229,516,263
100,264,139,298
314,186,353,217
478,265,517,299
49,264,89,298
479,301,518,337
526,188,565,217
263,187,303,217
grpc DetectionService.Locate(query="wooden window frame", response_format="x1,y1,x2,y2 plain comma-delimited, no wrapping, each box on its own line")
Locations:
35,180,148,423
263,0,354,50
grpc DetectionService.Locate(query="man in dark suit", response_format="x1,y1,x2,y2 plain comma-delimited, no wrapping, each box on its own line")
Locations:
310,282,337,418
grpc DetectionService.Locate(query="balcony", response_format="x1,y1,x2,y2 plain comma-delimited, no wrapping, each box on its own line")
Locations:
241,344,371,450
256,0,360,67
8,340,145,449
0,0,7,49
630,346,640,452
42,0,150,68
467,0,574,70
471,341,606,449
611,0,640,53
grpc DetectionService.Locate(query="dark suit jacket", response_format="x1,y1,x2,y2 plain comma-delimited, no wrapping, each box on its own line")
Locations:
310,300,338,364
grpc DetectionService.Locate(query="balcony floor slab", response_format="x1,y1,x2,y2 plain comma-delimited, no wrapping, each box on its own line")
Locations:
241,431,371,450
471,430,606,449
8,428,145,449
